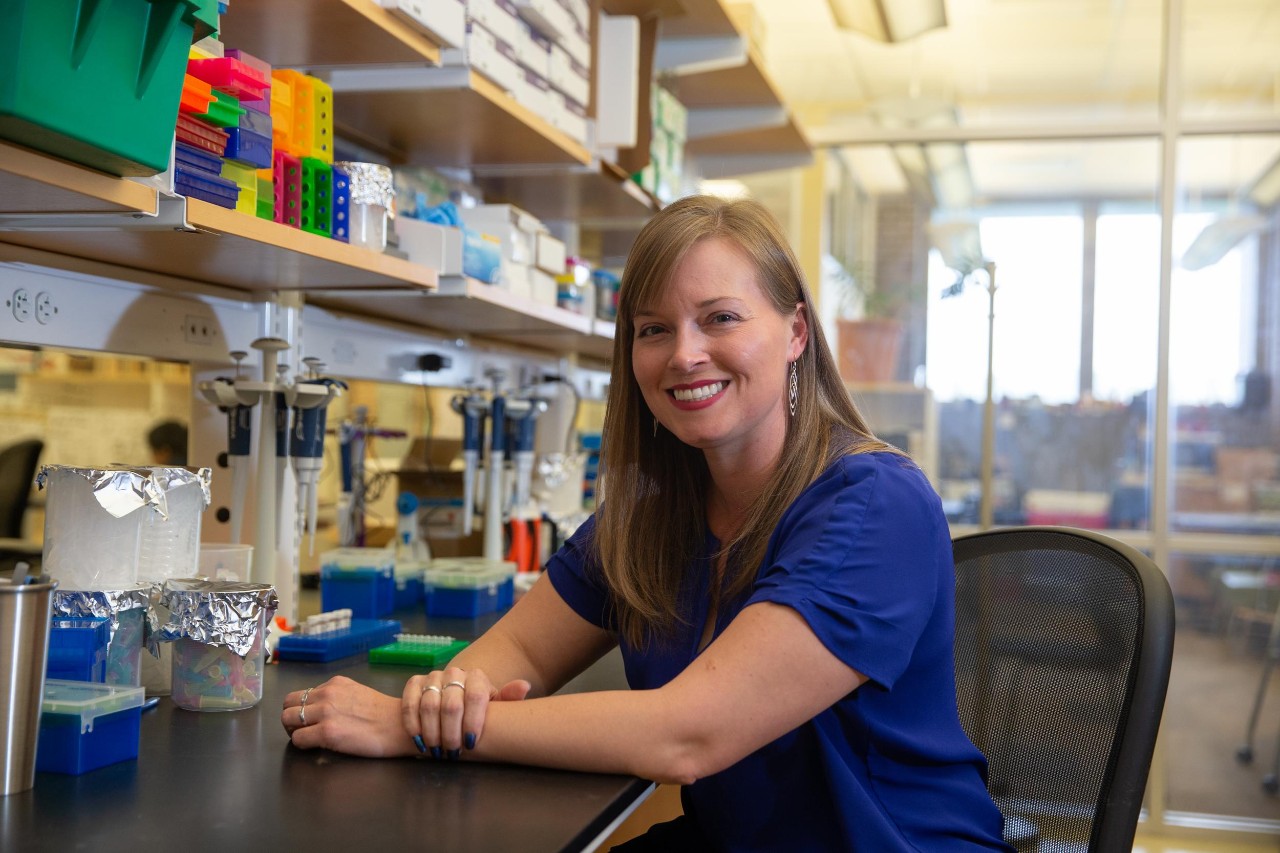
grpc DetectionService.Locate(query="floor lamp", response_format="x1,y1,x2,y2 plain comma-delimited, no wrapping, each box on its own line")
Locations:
931,221,997,527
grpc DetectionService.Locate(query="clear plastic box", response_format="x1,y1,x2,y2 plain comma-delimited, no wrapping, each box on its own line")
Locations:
424,558,515,618
320,548,394,618
36,680,145,775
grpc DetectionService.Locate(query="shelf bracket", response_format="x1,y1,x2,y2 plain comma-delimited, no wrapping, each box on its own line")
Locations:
0,192,195,232
654,35,747,76
687,105,788,139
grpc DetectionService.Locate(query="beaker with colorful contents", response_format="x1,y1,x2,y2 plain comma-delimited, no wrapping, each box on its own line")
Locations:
159,580,277,712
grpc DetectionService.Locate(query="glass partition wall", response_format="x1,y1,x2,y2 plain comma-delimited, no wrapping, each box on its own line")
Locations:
807,0,1280,839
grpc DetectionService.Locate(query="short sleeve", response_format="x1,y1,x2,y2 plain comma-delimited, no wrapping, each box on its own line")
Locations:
746,454,947,690
545,514,614,631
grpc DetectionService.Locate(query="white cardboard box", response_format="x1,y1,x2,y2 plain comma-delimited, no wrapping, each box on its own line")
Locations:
548,43,590,108
530,269,558,306
394,216,464,275
535,231,566,275
594,15,638,147
466,0,523,47
441,23,523,95
503,260,533,299
377,0,466,49
510,0,575,44
460,203,543,264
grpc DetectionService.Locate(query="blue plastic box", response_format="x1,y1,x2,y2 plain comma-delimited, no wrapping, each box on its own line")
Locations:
275,619,402,662
37,680,145,775
320,548,394,618
424,559,516,619
46,617,111,683
394,575,425,610
224,125,272,169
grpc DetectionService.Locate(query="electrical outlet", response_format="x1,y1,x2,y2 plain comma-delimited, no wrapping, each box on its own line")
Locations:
10,289,31,323
183,314,217,345
34,292,55,325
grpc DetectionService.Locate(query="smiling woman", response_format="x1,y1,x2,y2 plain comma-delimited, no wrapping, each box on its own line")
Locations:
284,195,1013,852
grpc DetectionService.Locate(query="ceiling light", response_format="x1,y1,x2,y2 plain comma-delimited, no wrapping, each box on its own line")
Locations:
1180,214,1266,271
826,0,948,43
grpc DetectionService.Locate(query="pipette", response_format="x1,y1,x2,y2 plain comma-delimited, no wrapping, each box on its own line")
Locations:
483,392,506,562
394,492,431,563
291,362,345,555
450,388,487,536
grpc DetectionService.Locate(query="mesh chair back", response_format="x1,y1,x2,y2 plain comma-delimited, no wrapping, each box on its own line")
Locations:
952,527,1174,853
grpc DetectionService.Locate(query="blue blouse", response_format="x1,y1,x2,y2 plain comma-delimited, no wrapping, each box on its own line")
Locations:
547,452,1012,852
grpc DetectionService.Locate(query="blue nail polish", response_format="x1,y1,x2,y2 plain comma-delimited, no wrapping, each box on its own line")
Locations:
464,732,476,750
431,746,443,759
413,735,426,754
447,749,461,761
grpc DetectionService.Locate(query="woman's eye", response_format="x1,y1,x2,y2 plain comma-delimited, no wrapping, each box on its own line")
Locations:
709,312,737,324
636,325,663,338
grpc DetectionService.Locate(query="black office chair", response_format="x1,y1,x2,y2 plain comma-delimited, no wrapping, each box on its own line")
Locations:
0,438,42,539
952,526,1175,853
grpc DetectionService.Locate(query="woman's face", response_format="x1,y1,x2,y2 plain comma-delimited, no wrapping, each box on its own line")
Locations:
631,237,806,459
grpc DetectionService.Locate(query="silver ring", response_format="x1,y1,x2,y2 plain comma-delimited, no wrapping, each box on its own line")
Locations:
443,680,466,691
422,685,442,697
298,705,307,726
301,687,313,707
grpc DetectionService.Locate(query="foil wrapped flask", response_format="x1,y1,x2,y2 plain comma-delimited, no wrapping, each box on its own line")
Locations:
38,465,213,590
159,580,278,712
51,586,151,687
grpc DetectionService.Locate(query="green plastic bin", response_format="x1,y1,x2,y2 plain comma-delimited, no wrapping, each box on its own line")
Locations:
0,0,218,176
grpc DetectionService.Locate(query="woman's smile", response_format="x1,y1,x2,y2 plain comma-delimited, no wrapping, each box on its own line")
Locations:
669,380,729,408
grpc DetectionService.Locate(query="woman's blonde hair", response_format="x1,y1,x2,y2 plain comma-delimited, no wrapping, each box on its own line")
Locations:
595,194,900,648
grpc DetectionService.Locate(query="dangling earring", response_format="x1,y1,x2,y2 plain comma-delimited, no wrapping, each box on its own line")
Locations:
653,415,659,438
788,361,798,418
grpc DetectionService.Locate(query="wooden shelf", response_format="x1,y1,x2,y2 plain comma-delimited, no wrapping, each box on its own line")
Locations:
219,0,441,68
474,161,658,224
687,112,811,157
310,277,614,359
0,142,158,216
665,45,784,109
0,144,436,294
334,72,591,168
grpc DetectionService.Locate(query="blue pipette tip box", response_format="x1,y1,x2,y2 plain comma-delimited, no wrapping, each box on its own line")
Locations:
320,548,395,618
37,680,145,775
274,618,402,662
47,616,111,683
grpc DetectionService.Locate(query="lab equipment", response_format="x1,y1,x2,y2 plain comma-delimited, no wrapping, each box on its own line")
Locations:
291,361,345,555
46,617,111,683
450,387,488,537
368,634,470,668
160,579,278,712
36,680,145,775
51,586,150,688
319,547,395,619
424,558,515,619
275,616,402,663
0,577,56,795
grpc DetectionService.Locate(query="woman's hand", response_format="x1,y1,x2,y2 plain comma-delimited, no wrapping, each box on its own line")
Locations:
402,667,532,759
282,676,418,757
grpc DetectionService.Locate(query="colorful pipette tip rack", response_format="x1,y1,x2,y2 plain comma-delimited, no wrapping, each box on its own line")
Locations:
274,611,402,663
368,634,471,668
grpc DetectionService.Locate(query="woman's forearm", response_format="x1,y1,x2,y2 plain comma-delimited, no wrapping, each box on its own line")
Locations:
466,688,704,785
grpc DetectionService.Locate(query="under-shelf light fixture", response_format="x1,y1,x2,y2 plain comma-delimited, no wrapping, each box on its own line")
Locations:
826,0,948,42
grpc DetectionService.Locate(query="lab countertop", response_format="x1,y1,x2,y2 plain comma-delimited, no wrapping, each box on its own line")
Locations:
1,607,652,852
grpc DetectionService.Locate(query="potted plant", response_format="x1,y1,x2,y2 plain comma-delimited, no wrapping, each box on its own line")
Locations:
823,254,906,385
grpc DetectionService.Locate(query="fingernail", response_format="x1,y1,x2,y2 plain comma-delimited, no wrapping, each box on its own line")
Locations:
413,735,426,754
431,746,443,760
464,732,476,750
447,749,461,761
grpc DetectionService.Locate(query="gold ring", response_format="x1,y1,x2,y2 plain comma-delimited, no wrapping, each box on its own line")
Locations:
443,680,466,691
